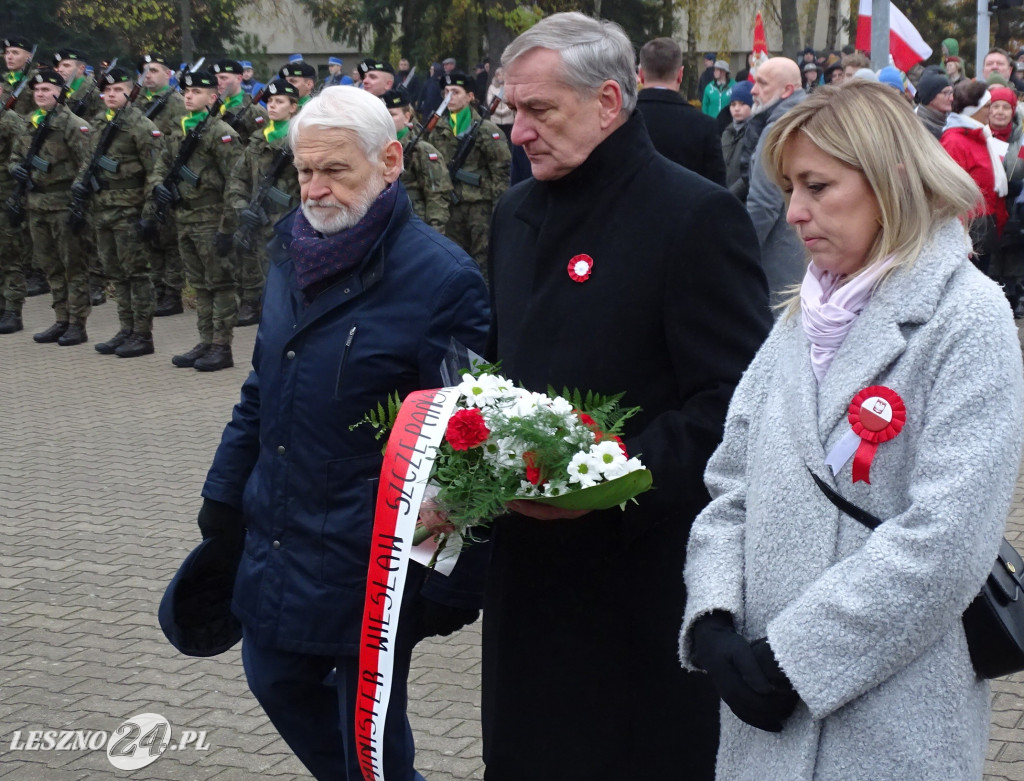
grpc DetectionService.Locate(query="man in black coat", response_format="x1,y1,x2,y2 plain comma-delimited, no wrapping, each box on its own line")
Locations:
484,12,772,781
636,36,727,185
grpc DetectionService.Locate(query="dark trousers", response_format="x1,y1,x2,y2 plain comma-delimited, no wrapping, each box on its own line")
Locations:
241,633,425,781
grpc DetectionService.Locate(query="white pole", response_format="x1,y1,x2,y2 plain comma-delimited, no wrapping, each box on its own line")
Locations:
977,0,991,78
870,0,890,71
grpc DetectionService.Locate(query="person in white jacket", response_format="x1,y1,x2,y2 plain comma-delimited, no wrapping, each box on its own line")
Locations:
679,80,1024,781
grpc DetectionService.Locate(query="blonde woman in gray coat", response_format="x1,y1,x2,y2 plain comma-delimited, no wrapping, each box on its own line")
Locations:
679,80,1024,780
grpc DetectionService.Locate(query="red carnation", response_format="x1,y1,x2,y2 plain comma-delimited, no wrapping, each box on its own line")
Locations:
612,435,627,457
523,451,543,485
445,408,490,450
577,412,597,428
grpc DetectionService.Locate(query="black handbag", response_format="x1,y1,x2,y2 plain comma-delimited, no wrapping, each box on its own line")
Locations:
809,471,1024,679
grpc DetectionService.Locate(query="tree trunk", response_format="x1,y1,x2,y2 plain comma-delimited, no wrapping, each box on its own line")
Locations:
465,2,480,71
484,0,514,64
684,0,698,100
180,0,193,63
826,0,840,52
594,0,602,18
803,0,820,51
780,0,800,57
660,0,674,37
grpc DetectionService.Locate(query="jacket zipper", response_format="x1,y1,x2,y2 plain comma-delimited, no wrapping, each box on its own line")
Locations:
336,323,358,395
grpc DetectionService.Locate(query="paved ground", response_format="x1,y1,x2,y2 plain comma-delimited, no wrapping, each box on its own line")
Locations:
0,292,1022,780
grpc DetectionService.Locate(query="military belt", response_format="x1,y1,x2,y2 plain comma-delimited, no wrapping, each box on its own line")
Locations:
178,192,221,210
29,181,73,194
103,177,146,191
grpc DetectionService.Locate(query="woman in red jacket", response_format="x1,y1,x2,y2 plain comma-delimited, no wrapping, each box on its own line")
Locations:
941,80,1008,273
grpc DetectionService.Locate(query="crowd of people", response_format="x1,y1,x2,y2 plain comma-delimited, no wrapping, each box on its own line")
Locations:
6,12,1024,781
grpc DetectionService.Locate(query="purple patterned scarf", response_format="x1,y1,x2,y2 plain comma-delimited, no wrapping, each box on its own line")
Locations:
290,182,399,298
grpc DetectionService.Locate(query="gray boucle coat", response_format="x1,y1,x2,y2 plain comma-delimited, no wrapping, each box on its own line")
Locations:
680,220,1024,780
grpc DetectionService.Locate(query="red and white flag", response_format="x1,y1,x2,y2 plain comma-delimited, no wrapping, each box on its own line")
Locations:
856,0,932,73
749,11,770,82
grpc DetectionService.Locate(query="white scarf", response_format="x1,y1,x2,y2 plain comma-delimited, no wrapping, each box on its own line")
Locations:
944,109,1009,197
800,256,897,382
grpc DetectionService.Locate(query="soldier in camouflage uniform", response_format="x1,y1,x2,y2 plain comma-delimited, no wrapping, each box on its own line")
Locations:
3,36,45,298
431,71,510,274
9,69,93,345
279,62,316,110
137,54,187,316
381,86,451,233
223,78,299,327
214,58,270,325
0,105,28,333
72,67,166,357
152,70,241,372
2,36,36,116
55,49,102,121
54,48,106,306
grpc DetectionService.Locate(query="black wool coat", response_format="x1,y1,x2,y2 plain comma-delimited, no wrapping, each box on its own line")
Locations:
636,87,727,186
482,112,772,780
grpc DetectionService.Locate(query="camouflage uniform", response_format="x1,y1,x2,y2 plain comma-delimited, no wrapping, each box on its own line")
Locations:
11,104,93,325
65,77,103,122
224,122,298,308
1,68,38,116
138,86,186,303
219,91,269,313
431,108,510,271
160,112,242,345
399,132,451,233
0,109,28,318
79,105,166,337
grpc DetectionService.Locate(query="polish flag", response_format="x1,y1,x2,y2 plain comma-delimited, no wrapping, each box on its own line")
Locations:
749,11,770,82
856,0,933,73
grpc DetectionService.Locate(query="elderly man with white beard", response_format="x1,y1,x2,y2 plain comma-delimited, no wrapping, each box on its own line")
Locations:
184,85,490,780
746,56,808,305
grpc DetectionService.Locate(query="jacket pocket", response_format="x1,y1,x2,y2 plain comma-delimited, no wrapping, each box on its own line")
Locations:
320,451,382,587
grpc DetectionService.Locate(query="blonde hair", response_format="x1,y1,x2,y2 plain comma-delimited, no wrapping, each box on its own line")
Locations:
761,79,981,314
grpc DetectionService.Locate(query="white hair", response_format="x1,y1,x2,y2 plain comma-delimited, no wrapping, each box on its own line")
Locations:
288,85,396,160
502,12,638,114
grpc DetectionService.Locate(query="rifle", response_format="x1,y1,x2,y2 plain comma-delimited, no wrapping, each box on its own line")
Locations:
145,57,204,122
220,85,267,134
404,91,451,159
5,109,54,226
2,43,37,112
68,57,117,117
152,95,223,224
66,73,144,234
233,146,294,251
447,90,502,204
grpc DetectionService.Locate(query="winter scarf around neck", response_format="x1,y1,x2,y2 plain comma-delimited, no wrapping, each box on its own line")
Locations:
945,111,1009,196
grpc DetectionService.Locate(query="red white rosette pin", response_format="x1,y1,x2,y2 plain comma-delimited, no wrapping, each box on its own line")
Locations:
567,254,593,282
824,385,906,484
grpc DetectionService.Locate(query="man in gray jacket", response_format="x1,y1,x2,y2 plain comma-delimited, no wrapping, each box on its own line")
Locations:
747,57,807,305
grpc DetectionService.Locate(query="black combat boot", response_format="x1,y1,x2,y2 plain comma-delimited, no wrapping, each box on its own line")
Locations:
57,322,88,346
237,300,261,327
33,321,68,343
194,344,233,372
26,271,50,297
0,310,23,334
155,290,184,317
172,343,211,368
115,332,155,358
95,329,131,354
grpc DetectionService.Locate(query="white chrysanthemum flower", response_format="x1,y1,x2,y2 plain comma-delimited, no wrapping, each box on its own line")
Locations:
457,373,508,408
482,435,522,468
590,440,627,473
546,395,573,416
603,456,644,480
516,480,542,497
567,451,601,488
543,480,568,497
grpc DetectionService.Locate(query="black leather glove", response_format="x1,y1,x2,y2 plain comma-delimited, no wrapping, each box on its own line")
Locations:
691,612,799,732
136,218,159,242
197,498,244,540
239,207,264,229
213,231,234,257
12,164,30,184
70,180,91,200
152,182,175,205
411,597,479,644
